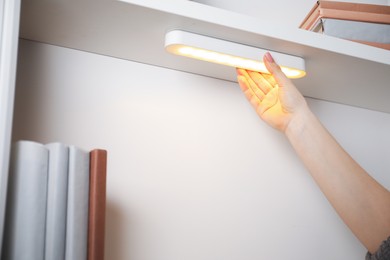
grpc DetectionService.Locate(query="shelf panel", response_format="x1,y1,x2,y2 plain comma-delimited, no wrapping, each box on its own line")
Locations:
19,0,390,112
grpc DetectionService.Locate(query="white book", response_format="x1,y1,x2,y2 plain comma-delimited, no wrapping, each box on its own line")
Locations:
44,143,69,260
2,141,49,260
65,146,90,260
318,18,390,43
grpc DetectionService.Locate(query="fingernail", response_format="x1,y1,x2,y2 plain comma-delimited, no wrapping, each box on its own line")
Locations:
265,52,274,63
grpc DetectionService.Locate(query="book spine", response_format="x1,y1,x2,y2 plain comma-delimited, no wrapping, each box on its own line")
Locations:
299,2,319,29
44,143,69,260
2,141,49,260
65,146,90,260
88,149,108,260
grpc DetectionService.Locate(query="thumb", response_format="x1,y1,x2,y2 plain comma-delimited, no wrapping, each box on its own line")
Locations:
263,52,291,88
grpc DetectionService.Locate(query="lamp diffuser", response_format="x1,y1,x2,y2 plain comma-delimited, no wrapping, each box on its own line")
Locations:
165,30,306,79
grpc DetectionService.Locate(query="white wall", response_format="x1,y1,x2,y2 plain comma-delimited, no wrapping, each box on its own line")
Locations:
13,40,390,260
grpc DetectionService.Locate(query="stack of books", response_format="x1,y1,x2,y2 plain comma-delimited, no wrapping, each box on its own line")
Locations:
300,1,390,50
2,140,107,260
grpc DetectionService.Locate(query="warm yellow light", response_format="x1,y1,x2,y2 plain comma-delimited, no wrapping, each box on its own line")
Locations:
165,30,306,79
168,45,306,79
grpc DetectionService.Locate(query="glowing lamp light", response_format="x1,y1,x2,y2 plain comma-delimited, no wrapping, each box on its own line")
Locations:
165,30,306,79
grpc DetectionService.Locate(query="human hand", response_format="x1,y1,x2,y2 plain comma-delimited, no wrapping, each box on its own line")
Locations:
236,52,308,133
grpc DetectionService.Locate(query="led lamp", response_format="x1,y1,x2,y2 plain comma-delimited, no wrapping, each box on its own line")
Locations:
165,30,306,79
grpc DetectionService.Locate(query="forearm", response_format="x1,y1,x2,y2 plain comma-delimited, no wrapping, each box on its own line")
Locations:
285,107,390,253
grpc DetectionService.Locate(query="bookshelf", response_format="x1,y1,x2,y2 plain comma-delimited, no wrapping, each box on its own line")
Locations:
19,0,390,113
0,0,21,254
5,1,390,258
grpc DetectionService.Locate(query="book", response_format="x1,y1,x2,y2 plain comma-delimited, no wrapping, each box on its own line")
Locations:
300,1,390,50
44,143,69,260
2,141,108,260
300,1,390,30
88,149,108,260
315,18,390,50
65,146,90,260
2,141,49,260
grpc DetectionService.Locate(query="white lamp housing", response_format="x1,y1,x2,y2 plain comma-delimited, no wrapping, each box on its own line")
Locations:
165,30,306,79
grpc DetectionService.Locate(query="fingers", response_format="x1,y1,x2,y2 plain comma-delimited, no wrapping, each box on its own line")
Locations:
263,52,291,88
237,75,261,108
237,69,266,102
248,71,273,93
262,73,277,86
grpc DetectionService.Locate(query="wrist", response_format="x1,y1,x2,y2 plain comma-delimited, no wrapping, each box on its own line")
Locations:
284,105,315,139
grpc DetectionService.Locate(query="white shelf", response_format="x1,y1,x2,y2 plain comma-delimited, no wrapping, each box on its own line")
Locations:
0,0,21,254
19,0,390,112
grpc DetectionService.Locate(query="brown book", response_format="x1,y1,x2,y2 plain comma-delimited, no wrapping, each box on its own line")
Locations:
300,2,322,30
300,1,390,30
88,149,108,260
299,1,390,50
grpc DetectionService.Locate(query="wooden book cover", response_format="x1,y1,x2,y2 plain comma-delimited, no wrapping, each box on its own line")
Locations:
300,2,320,30
319,1,390,15
88,149,108,260
300,1,390,30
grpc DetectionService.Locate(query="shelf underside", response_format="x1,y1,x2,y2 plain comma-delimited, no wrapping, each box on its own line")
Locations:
19,0,390,113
